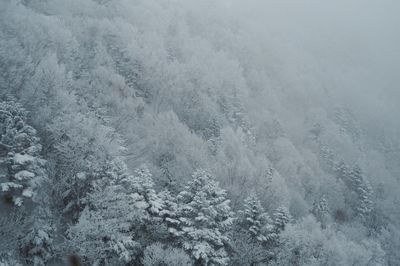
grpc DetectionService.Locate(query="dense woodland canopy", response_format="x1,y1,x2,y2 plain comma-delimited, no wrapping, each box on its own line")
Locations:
0,0,400,265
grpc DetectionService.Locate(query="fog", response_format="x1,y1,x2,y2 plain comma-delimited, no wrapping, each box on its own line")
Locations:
233,0,400,122
0,0,399,264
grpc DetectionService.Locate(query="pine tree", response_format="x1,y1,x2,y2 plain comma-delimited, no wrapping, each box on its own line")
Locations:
125,166,164,216
159,189,181,237
348,166,373,221
239,193,273,243
334,162,373,222
175,170,235,265
0,100,47,206
273,207,290,233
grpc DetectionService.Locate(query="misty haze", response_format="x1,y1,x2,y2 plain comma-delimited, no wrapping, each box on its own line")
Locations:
0,0,399,265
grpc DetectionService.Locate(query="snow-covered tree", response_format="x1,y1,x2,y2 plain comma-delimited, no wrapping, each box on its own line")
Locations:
142,242,192,266
229,230,271,266
0,100,47,206
0,100,56,265
228,92,255,146
348,166,373,221
0,254,22,266
274,215,385,266
48,109,125,222
272,207,290,234
67,204,140,265
312,196,330,228
60,170,94,222
159,189,181,237
336,162,374,222
1,0,399,264
19,208,54,266
239,193,274,243
126,166,164,216
67,179,139,263
0,209,26,261
67,162,163,265
175,170,235,265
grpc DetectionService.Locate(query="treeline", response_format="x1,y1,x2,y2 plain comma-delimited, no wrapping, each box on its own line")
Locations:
0,99,290,265
0,99,383,265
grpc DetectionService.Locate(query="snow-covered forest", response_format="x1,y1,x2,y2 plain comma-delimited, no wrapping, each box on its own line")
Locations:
1,0,400,265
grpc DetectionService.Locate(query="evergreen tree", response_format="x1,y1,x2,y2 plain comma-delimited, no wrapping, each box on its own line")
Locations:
334,162,373,222
348,166,373,221
159,189,181,237
239,193,274,243
126,166,164,216
0,100,55,265
175,170,235,265
0,101,47,206
272,207,290,234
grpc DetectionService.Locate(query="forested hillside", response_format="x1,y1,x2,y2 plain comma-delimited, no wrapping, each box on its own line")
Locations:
1,0,400,265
